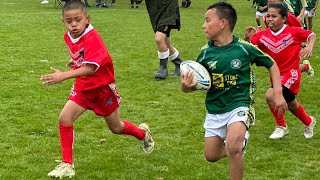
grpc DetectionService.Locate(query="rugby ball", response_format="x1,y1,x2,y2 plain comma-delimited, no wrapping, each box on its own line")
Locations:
180,60,211,90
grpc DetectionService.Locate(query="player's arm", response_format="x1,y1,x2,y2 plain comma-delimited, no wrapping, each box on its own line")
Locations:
312,0,319,13
181,71,197,93
300,33,316,58
40,64,96,85
268,63,288,116
297,7,306,21
297,0,308,20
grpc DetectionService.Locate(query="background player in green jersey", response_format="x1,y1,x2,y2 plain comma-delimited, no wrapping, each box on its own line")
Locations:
252,0,268,31
181,2,287,180
304,0,319,30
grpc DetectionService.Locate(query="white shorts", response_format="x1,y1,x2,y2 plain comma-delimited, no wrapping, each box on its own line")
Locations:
305,10,316,17
256,11,267,17
203,106,255,138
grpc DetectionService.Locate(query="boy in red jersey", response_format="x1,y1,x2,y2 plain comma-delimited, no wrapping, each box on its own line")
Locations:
245,3,316,139
265,0,315,77
41,1,154,179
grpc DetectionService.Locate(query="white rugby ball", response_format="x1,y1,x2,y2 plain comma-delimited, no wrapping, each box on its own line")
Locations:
180,60,211,90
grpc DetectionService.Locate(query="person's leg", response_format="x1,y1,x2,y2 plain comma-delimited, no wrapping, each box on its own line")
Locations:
266,88,287,127
135,0,139,8
165,36,182,76
104,108,154,153
204,136,226,162
266,87,290,139
154,31,169,79
225,122,247,180
255,13,262,32
288,99,311,125
308,16,313,30
299,60,314,77
48,100,86,178
255,14,261,27
288,99,316,138
130,0,134,8
59,100,86,163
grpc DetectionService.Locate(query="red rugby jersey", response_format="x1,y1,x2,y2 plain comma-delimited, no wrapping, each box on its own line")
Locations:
250,25,313,75
64,24,115,91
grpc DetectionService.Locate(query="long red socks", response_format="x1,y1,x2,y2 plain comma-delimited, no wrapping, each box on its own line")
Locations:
59,124,74,164
290,104,312,126
121,120,146,140
58,120,146,165
269,105,286,127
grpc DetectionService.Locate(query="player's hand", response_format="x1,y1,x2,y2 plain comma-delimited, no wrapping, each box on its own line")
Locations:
300,46,313,58
273,94,287,117
40,67,65,85
181,71,197,93
66,59,74,68
244,26,256,40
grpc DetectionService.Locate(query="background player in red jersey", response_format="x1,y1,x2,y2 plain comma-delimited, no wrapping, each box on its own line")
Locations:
245,3,316,139
41,1,154,179
265,0,315,77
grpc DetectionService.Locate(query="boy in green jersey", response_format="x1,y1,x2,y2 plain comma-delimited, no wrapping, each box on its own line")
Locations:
304,0,319,30
252,0,268,31
181,2,287,179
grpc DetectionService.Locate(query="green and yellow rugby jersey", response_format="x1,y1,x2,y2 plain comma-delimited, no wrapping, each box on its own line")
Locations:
197,36,274,114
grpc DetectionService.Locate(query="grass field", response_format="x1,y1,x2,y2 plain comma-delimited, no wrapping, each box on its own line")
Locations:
0,0,319,179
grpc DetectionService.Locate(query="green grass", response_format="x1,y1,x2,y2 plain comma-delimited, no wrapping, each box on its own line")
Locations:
0,0,319,179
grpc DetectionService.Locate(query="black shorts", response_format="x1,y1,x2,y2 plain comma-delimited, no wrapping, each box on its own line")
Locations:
155,25,173,37
271,85,295,103
282,85,296,103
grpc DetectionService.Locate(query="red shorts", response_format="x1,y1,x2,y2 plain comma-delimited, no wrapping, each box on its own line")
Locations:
281,69,301,95
68,83,122,116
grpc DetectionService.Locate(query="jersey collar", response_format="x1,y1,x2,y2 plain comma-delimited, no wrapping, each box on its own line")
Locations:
270,24,287,36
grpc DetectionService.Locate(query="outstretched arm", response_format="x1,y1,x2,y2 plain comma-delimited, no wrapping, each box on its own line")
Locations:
40,64,96,85
300,33,316,58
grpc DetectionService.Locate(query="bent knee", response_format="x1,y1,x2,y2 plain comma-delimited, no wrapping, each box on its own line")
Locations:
226,145,243,157
204,154,221,162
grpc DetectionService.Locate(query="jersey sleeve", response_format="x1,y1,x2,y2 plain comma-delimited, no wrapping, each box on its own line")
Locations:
83,31,112,71
248,43,274,69
291,27,313,43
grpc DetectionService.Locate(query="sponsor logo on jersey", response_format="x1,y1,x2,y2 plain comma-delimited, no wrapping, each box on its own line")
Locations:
208,61,217,70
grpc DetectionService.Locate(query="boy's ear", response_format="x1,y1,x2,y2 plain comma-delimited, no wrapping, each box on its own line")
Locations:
87,14,90,23
61,16,64,23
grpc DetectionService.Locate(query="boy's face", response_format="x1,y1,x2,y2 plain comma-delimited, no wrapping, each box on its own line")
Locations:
202,9,225,40
62,9,89,39
266,7,287,32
